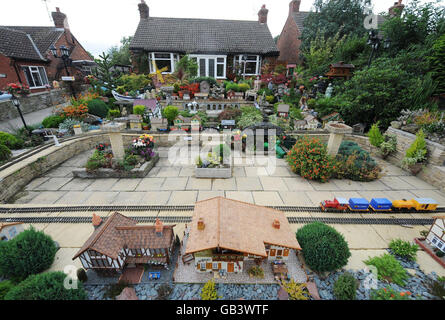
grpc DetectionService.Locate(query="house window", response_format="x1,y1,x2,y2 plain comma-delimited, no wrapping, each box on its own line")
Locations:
148,53,179,74
234,55,261,76
190,55,226,79
22,66,49,88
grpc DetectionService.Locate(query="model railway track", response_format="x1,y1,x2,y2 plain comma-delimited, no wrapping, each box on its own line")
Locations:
0,205,444,214
0,215,434,225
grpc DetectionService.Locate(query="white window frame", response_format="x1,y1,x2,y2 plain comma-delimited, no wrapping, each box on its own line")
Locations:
148,52,180,74
21,65,49,89
189,55,227,79
233,55,262,76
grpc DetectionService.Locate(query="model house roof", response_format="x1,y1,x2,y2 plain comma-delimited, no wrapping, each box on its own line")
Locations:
277,104,290,113
73,212,174,260
185,197,301,257
0,222,23,233
130,17,279,55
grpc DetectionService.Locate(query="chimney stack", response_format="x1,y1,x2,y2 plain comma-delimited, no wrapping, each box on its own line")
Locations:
155,218,163,236
92,214,103,229
51,8,74,44
197,218,205,230
138,0,149,19
258,4,269,24
290,0,301,14
389,0,405,17
272,219,281,229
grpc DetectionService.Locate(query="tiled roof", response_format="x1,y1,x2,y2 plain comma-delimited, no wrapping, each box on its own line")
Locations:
3,26,63,55
0,27,45,61
116,225,175,249
130,17,279,55
185,197,301,257
292,11,311,32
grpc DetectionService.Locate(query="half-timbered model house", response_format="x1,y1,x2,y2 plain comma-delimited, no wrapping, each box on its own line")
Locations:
185,197,301,274
426,216,445,254
73,213,175,273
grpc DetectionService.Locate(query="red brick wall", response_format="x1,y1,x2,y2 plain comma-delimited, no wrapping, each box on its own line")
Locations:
277,15,303,65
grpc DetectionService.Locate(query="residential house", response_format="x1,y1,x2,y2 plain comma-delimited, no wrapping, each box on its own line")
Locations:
185,197,301,274
0,222,24,241
426,216,445,254
0,7,94,92
129,1,279,79
73,213,176,272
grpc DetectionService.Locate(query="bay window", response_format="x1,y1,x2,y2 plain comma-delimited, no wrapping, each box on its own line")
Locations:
190,55,226,79
233,55,261,76
21,66,49,88
148,52,180,74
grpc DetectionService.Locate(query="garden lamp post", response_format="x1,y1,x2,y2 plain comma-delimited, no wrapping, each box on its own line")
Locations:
10,94,30,133
367,30,391,68
50,45,76,98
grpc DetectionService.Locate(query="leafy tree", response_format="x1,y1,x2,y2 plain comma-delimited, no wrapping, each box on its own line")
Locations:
0,226,57,281
4,272,87,300
300,0,370,53
162,105,179,125
428,33,445,95
107,36,133,66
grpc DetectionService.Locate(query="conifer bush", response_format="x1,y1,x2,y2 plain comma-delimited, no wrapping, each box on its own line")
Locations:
201,279,221,300
0,144,12,163
333,272,358,300
364,254,409,286
367,123,385,147
87,98,109,118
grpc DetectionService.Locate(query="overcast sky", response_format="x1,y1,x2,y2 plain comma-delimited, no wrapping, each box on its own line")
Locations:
0,0,433,57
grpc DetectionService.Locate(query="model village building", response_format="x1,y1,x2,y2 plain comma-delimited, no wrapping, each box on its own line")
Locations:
129,1,279,79
185,197,301,274
0,8,94,92
0,222,24,241
73,213,175,272
426,216,445,254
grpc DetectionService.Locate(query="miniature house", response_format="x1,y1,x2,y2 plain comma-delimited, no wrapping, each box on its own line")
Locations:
0,222,24,241
150,118,168,131
191,115,201,132
321,112,343,127
128,114,142,130
173,115,191,131
325,61,355,79
185,197,301,274
277,104,290,118
221,119,236,130
304,115,320,130
73,213,175,272
426,216,445,254
294,119,307,130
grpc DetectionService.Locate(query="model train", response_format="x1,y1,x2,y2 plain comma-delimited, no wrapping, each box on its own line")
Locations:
320,197,439,213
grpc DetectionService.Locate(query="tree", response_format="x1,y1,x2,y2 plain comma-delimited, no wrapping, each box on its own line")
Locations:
428,34,445,95
300,0,370,53
162,105,179,125
0,226,57,281
108,36,133,66
4,272,87,300
92,53,119,94
175,55,198,81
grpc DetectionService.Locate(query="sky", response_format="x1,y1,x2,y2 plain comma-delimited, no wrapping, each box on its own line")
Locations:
0,0,436,57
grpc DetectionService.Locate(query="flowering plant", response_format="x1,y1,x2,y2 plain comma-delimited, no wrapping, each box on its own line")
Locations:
132,134,154,149
370,287,413,300
4,82,30,96
95,143,110,152
59,104,88,119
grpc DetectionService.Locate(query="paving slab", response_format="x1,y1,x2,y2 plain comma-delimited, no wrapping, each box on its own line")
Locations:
28,191,68,204
46,166,74,178
60,178,94,191
140,191,172,205
24,177,50,190
282,177,314,191
55,191,92,205
305,191,334,206
358,180,391,191
279,191,313,206
232,167,246,177
224,191,254,204
212,178,237,191
259,177,288,191
416,251,445,277
111,178,142,191
197,191,225,201
156,167,181,177
83,192,119,205
135,178,166,191
244,167,268,176
178,167,195,177
330,224,387,249
380,176,417,190
43,223,95,247
309,180,340,191
399,176,439,190
167,191,198,205
186,177,212,190
235,177,262,191
14,191,40,204
266,166,296,177
371,225,426,243
112,192,146,205
34,177,72,191
161,177,188,190
146,166,161,177
252,191,284,206
332,179,363,191
47,247,82,272
85,178,119,191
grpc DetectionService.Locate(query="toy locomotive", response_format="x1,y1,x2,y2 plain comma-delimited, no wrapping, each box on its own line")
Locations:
320,197,438,213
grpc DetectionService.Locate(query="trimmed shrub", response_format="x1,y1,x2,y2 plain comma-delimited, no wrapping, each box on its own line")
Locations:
333,272,358,300
364,254,409,286
162,105,179,124
4,272,87,300
133,105,145,116
0,144,12,163
42,115,64,128
157,283,172,300
0,226,57,280
405,129,427,160
201,279,221,300
286,136,334,182
367,123,385,147
296,222,351,272
218,107,242,121
0,280,15,300
87,98,109,118
0,132,24,150
108,109,121,118
389,239,419,261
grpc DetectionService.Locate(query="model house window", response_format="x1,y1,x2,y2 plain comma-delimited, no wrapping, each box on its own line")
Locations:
22,66,49,88
148,53,179,74
190,55,226,79
234,55,261,76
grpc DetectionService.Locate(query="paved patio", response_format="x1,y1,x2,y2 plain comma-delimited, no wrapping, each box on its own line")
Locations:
12,147,445,207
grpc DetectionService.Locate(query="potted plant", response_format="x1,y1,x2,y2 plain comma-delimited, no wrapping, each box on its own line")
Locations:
379,134,397,159
195,144,232,178
402,129,428,175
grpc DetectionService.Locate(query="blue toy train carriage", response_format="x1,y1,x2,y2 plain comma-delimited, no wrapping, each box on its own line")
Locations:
348,198,370,211
370,198,393,212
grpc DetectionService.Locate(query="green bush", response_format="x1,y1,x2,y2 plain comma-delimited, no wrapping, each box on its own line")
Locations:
133,105,145,116
0,280,15,300
289,107,303,120
0,144,12,163
87,98,109,118
162,105,179,124
370,287,412,300
225,82,240,92
218,107,242,122
0,132,24,150
42,115,64,128
85,150,109,172
364,254,409,286
405,129,427,160
190,76,217,86
389,239,419,261
201,279,221,300
296,222,351,272
4,271,87,300
108,109,121,118
238,83,250,92
0,226,57,281
237,106,262,128
333,272,358,300
367,123,385,147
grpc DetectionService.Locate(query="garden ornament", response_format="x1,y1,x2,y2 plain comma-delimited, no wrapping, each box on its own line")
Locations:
150,61,168,84
325,83,333,98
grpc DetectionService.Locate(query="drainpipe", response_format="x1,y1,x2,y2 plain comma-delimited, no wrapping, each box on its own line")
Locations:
12,59,23,84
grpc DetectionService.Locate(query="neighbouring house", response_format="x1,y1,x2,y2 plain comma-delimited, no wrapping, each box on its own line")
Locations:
426,216,445,254
73,213,176,273
129,1,279,79
277,0,310,67
0,222,24,241
325,62,355,80
185,197,301,274
0,7,94,92
277,104,290,118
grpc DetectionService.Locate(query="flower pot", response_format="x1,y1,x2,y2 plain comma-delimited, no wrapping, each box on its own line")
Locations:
408,163,423,175
143,126,149,130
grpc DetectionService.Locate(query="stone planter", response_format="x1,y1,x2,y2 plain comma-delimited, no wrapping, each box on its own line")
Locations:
73,154,159,178
408,163,423,175
195,164,232,179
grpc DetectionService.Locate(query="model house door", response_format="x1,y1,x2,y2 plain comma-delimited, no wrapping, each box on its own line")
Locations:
228,262,234,273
